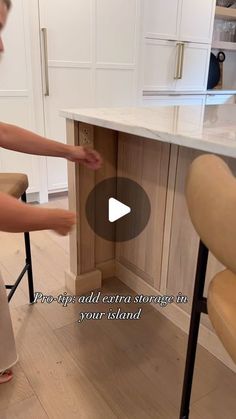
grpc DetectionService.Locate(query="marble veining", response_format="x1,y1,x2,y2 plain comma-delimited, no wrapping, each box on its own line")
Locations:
60,104,236,158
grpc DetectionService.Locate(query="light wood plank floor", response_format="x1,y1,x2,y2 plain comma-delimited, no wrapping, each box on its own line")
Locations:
0,195,236,418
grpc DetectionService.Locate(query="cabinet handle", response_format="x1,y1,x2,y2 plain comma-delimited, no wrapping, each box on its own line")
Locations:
174,42,184,80
179,42,185,80
41,28,49,96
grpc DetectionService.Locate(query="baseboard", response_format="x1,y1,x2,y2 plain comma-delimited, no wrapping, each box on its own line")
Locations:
116,261,236,373
97,260,116,280
48,186,68,194
48,191,68,199
65,269,102,295
26,192,40,203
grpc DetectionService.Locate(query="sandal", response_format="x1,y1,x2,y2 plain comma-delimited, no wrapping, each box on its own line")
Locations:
0,370,13,384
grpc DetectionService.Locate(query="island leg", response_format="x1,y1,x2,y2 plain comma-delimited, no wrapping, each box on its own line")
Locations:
65,119,117,295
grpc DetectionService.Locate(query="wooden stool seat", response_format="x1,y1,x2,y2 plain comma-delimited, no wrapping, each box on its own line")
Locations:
0,172,34,304
0,173,28,199
208,269,236,364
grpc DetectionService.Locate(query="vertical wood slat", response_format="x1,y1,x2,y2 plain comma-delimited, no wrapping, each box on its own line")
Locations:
66,119,79,275
66,120,96,276
67,120,118,283
94,126,118,267
116,133,170,290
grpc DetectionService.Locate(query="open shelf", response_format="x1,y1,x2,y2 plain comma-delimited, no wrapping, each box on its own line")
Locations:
215,6,236,20
212,40,236,50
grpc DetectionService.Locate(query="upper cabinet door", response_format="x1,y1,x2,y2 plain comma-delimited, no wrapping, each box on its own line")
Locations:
143,0,215,44
179,0,215,44
144,0,181,40
176,43,211,91
143,39,177,91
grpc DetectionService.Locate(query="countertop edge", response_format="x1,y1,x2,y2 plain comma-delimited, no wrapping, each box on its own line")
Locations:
60,109,236,159
143,90,236,96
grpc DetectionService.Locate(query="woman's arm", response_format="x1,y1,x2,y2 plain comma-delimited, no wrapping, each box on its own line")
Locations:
0,192,76,235
0,122,69,157
0,122,102,170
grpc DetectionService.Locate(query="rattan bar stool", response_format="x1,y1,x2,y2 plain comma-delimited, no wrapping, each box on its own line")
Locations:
180,154,236,419
0,173,34,303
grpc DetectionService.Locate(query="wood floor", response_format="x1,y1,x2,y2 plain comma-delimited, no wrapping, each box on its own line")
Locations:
0,195,236,418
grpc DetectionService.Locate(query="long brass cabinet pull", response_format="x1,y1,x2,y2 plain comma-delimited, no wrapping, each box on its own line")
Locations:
174,42,185,80
179,42,185,80
41,28,49,96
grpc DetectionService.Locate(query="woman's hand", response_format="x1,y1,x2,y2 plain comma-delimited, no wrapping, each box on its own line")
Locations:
66,145,103,170
50,209,77,236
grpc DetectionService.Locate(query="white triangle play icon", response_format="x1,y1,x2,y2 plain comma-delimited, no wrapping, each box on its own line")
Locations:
109,198,131,223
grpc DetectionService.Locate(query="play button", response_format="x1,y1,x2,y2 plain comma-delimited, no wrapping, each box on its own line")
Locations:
109,198,131,223
86,177,151,242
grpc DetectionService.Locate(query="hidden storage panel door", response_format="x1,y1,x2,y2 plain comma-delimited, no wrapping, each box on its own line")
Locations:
116,133,170,290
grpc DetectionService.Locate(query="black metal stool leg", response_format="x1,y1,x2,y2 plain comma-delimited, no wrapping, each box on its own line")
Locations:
179,241,209,419
21,192,34,304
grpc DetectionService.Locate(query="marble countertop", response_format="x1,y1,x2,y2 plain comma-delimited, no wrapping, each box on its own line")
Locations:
61,104,236,158
143,90,236,96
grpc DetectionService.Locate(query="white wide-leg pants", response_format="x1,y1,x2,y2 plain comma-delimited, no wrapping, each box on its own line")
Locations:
0,271,18,371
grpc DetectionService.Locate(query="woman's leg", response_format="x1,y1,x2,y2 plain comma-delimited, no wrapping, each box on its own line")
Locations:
0,270,18,383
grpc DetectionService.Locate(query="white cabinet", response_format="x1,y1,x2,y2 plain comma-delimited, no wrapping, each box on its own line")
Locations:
180,0,215,44
0,0,42,197
39,0,140,193
143,39,210,92
144,0,181,41
176,43,210,91
142,0,215,94
38,0,93,193
143,39,177,91
144,0,215,44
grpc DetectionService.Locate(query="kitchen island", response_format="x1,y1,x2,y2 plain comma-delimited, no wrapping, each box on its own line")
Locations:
61,104,236,371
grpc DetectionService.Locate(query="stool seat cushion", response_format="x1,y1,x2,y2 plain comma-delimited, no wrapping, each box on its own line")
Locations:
208,269,236,364
0,173,28,199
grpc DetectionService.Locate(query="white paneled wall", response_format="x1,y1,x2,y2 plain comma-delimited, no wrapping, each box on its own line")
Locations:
0,0,41,195
45,0,92,63
96,0,137,65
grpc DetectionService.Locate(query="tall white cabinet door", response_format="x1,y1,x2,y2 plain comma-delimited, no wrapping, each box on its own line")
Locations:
0,0,40,194
39,0,141,192
179,0,215,44
176,43,211,91
143,0,181,40
39,0,93,193
143,39,177,91
95,0,140,107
